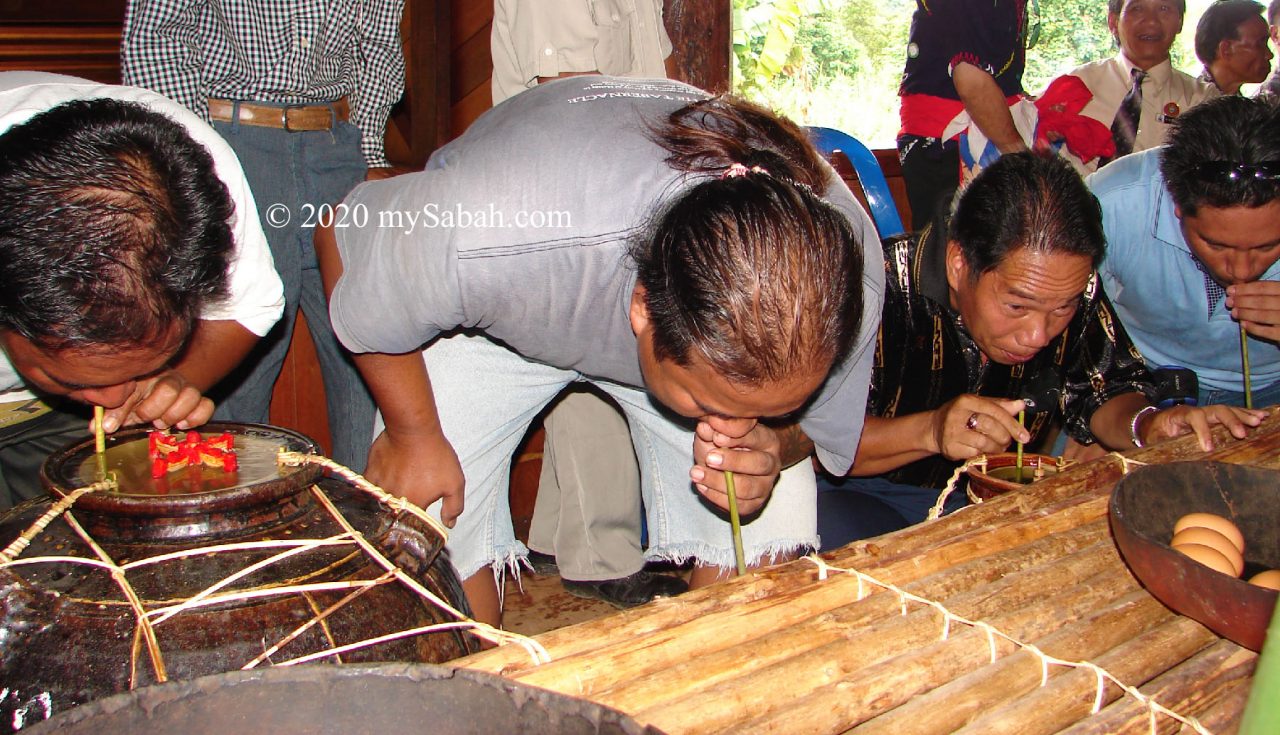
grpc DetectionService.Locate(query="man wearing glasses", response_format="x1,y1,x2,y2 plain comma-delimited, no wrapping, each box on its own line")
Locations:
1089,95,1280,407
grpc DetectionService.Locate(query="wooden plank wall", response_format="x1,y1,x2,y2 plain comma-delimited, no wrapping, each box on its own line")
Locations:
0,0,127,83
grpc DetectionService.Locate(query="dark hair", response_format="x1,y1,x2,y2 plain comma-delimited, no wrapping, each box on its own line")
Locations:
1196,0,1266,65
631,96,865,386
949,153,1105,276
1108,0,1186,17
1161,95,1280,215
0,98,234,350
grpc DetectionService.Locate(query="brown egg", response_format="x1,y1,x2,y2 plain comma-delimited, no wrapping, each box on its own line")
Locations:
1173,513,1245,555
1171,527,1245,576
1249,569,1280,591
1174,543,1239,577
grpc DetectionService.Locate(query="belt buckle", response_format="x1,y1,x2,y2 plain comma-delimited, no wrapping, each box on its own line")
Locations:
281,107,293,132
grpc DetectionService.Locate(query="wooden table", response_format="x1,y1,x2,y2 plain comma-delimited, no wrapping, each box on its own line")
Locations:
457,414,1280,734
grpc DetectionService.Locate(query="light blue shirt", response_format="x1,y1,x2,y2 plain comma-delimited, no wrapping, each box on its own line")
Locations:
1088,148,1280,393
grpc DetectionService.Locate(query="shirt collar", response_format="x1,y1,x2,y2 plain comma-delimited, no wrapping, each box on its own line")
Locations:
1157,171,1249,316
916,218,954,309
1152,166,1192,254
1117,55,1174,86
1191,255,1228,316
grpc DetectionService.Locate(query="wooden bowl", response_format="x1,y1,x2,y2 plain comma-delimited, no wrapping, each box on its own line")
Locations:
1109,461,1280,651
965,452,1069,500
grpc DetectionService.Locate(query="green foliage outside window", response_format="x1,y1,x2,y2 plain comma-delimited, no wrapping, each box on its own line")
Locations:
732,0,1218,148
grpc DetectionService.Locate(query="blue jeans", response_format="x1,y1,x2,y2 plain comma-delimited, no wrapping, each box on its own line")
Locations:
1199,375,1280,408
380,332,819,579
816,474,968,552
210,114,375,471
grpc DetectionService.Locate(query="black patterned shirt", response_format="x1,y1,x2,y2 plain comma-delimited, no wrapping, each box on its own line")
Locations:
900,0,1027,100
869,222,1156,489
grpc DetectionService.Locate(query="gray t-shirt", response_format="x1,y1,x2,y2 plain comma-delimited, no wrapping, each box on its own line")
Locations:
331,76,885,473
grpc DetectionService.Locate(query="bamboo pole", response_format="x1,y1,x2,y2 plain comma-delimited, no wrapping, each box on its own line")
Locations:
823,412,1280,572
454,411,1280,728
1191,680,1256,735
823,465,1116,569
474,449,1169,676
637,563,1146,735
459,492,1110,675
841,591,1174,735
1054,640,1256,735
586,532,1114,712
951,616,1216,735
471,415,1280,676
514,499,1105,696
726,576,1153,735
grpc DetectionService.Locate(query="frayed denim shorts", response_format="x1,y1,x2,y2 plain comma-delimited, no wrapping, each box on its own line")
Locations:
375,331,818,581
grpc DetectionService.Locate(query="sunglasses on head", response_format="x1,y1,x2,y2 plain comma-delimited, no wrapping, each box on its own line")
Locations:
1193,161,1280,182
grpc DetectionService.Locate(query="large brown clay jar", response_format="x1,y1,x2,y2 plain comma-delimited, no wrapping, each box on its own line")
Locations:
0,424,478,731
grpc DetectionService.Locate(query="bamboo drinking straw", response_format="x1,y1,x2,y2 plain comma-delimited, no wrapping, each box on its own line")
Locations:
725,470,747,576
93,405,107,480
1241,324,1254,409
1015,409,1026,483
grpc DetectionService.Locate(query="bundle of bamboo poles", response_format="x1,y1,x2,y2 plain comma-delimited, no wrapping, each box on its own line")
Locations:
457,413,1280,734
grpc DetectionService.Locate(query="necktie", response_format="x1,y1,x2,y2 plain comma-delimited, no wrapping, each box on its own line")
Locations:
1110,68,1147,159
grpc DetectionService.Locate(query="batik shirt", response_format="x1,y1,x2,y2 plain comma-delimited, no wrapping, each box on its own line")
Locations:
869,221,1156,489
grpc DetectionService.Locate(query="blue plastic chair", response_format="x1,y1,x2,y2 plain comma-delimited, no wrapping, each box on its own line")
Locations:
807,126,905,238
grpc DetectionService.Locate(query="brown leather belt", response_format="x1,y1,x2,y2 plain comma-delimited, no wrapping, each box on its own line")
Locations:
207,97,350,131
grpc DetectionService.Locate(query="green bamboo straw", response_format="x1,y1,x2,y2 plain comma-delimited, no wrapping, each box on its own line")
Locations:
1016,409,1026,484
1239,596,1280,734
724,470,747,576
93,405,107,481
1242,323,1254,409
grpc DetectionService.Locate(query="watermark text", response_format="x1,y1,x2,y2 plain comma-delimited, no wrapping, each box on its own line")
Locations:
264,202,572,234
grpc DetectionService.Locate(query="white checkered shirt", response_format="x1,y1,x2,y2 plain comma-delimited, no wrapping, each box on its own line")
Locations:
122,0,405,167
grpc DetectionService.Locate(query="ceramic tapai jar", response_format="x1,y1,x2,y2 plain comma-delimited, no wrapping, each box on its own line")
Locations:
0,423,478,731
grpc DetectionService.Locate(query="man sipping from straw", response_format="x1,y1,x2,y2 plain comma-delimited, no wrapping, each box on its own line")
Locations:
317,78,884,627
816,153,1263,551
0,72,285,511
1089,95,1280,410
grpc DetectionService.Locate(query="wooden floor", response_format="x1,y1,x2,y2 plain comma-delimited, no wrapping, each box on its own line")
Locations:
502,564,697,636
502,568,617,637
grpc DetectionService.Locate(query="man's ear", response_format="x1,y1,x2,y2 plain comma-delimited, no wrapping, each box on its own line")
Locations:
945,240,968,292
629,284,650,337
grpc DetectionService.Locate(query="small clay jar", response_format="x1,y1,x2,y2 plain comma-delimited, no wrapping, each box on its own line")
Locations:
965,452,1069,500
